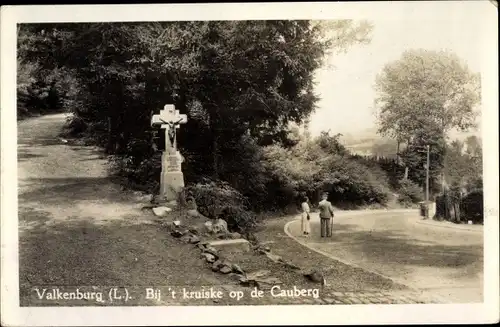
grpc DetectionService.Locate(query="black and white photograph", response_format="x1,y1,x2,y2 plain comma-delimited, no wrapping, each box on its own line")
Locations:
1,2,498,326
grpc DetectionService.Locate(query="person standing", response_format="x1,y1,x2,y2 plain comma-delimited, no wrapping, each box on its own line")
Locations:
318,192,334,237
301,196,311,236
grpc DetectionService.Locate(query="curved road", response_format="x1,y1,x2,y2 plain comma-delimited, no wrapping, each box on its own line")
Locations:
286,210,483,303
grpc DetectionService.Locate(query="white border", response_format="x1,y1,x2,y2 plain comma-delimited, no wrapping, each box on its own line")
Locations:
1,2,499,326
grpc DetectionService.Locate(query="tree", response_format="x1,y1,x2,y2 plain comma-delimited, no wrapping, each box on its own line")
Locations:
375,49,480,144
18,20,374,213
374,49,481,192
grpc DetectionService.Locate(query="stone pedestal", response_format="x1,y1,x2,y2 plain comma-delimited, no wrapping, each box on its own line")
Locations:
160,151,185,202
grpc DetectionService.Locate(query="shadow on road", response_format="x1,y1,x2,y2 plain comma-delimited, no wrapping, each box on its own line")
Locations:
18,177,128,204
17,150,47,162
309,223,483,279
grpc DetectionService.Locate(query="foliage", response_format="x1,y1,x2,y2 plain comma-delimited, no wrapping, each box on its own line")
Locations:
460,190,483,224
375,49,480,142
320,155,391,207
184,181,259,233
374,49,481,196
396,179,424,206
398,123,447,194
261,137,392,210
434,136,483,223
444,137,482,189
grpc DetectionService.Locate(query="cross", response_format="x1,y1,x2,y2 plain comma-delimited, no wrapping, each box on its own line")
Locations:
151,104,187,154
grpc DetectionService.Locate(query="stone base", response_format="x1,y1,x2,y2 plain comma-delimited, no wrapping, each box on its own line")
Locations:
208,239,251,253
160,170,185,202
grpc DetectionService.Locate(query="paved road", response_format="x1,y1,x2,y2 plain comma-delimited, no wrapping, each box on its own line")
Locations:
287,210,484,303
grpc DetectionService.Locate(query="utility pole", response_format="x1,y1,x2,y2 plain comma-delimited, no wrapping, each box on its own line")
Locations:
425,144,430,202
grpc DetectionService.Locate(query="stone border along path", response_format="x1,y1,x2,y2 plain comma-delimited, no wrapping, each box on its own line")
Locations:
157,210,447,305
284,210,449,304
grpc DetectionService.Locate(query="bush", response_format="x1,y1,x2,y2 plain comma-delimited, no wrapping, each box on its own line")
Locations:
108,153,161,192
320,155,391,208
184,180,259,233
260,141,392,210
397,179,424,206
461,190,483,224
17,60,79,119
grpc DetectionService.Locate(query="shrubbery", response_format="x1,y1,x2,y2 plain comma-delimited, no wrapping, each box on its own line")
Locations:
396,179,424,206
184,181,259,233
461,190,483,224
17,59,80,119
260,139,392,210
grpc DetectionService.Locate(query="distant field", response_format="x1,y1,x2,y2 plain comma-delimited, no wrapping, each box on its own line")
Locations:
341,127,481,158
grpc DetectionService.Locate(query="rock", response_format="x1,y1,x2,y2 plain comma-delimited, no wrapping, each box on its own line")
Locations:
204,219,229,234
140,204,156,211
196,243,206,250
255,277,283,289
204,221,214,233
170,230,184,238
230,232,242,239
208,239,251,253
171,229,189,238
230,273,247,283
216,232,231,240
255,244,271,254
303,269,326,284
219,266,232,274
212,260,224,272
246,270,270,279
189,227,200,235
173,220,181,227
214,219,228,233
231,264,244,275
282,261,301,270
187,209,199,218
203,245,218,256
244,270,281,289
188,235,200,244
161,221,175,231
152,206,172,217
201,253,216,263
180,233,200,244
265,252,283,263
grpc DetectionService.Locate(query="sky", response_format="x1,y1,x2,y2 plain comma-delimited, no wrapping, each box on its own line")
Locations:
309,17,485,140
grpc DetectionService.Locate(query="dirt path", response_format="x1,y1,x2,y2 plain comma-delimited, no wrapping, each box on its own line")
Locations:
18,114,231,306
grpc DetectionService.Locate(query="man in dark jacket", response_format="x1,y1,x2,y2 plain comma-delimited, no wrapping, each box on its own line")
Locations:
318,192,334,237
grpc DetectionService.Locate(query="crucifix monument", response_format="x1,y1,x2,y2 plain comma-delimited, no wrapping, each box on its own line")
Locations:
151,104,188,203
